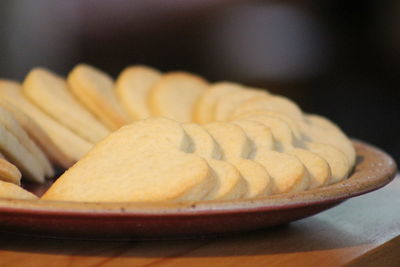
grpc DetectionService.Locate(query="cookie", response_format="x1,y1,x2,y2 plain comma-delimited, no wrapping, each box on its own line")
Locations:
236,114,332,188
115,65,162,120
194,82,242,123
182,123,247,200
42,118,215,202
235,111,350,184
0,180,38,200
23,68,110,143
0,154,21,185
204,122,272,197
0,99,74,169
68,64,131,130
231,94,305,122
0,80,92,162
214,88,269,121
304,114,356,166
0,105,54,177
0,122,45,183
149,72,208,122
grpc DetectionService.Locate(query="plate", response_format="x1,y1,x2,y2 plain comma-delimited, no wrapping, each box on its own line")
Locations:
0,140,396,240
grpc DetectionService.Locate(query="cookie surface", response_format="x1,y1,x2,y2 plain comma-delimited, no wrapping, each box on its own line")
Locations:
231,95,304,122
23,68,110,143
182,123,247,200
116,65,162,120
205,122,273,197
68,64,130,130
0,105,54,177
194,82,242,124
0,155,21,185
214,88,268,121
0,99,74,169
0,180,38,200
0,80,92,162
0,122,45,183
149,72,208,122
304,114,356,166
42,118,215,202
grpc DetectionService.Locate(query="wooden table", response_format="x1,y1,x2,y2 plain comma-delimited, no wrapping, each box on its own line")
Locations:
0,176,399,267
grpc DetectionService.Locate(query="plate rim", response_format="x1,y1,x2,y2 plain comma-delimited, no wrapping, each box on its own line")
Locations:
0,140,397,217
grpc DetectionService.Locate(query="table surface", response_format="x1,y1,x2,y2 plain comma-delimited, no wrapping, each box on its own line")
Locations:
0,176,399,267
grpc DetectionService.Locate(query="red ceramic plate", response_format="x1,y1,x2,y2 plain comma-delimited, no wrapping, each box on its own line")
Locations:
0,140,396,240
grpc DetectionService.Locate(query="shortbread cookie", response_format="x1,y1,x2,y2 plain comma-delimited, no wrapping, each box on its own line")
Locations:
231,95,304,122
115,65,162,120
234,111,350,183
117,117,192,151
233,159,273,197
0,99,74,169
194,82,242,124
304,142,350,184
182,123,222,160
288,148,331,188
0,180,38,200
232,120,275,158
227,117,311,192
23,68,110,143
237,114,331,188
254,151,309,193
304,114,356,166
232,110,303,140
0,123,45,183
182,123,247,200
214,88,269,121
204,122,272,197
68,64,131,130
204,122,253,161
149,72,208,122
0,80,92,161
0,156,21,185
0,105,54,177
42,118,215,202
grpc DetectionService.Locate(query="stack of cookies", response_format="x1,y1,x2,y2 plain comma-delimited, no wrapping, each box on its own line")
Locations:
0,64,355,202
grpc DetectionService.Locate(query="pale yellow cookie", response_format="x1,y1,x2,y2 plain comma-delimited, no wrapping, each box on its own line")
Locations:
237,114,331,189
0,180,38,200
231,94,305,122
214,88,269,121
68,64,131,130
149,72,208,122
0,99,74,169
303,114,356,166
182,123,222,160
182,123,247,200
230,119,311,192
232,120,275,158
0,156,21,185
204,122,253,160
233,159,273,197
23,68,110,143
0,122,45,183
234,111,351,183
0,105,54,177
42,118,215,202
204,122,272,197
254,151,309,193
0,80,92,162
115,65,162,120
304,142,350,184
194,82,242,124
232,110,303,140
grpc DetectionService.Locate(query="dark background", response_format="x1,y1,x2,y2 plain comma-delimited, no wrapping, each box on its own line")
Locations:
0,0,399,163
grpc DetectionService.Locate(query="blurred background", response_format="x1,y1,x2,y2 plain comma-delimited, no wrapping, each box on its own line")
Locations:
0,0,399,162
